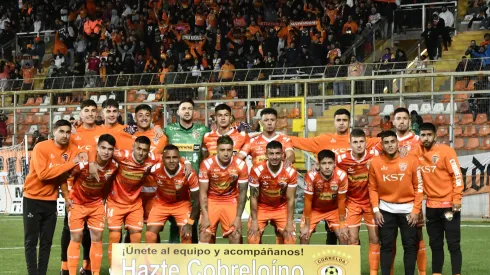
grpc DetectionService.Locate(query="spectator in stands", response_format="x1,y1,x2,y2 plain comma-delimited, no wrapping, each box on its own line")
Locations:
219,59,235,81
343,16,359,35
380,115,393,131
381,48,394,63
410,110,423,135
54,50,66,69
480,33,490,46
421,22,441,60
0,112,7,148
332,57,347,100
21,62,36,91
469,45,490,70
433,12,450,52
438,6,454,41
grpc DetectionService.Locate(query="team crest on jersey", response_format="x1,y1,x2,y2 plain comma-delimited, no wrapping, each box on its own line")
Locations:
62,153,69,162
347,167,354,173
399,163,408,172
192,130,200,139
432,155,439,164
279,181,288,188
330,182,338,191
157,179,164,186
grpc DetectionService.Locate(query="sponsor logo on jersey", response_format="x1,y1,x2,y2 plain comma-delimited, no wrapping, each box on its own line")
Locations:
381,166,388,171
399,163,407,172
75,136,82,141
174,143,194,152
121,169,144,181
50,154,55,159
193,144,201,151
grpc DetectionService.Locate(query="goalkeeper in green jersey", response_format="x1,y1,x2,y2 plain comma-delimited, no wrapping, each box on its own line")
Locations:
165,98,210,243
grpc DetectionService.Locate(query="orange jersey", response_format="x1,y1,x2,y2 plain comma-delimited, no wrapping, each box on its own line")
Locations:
70,160,118,206
108,150,160,205
416,144,463,207
24,140,80,201
116,129,168,155
249,161,298,210
368,154,423,214
199,156,248,202
291,133,380,156
336,149,379,205
149,163,199,204
202,128,250,157
70,125,108,151
398,132,421,152
304,167,348,212
249,133,294,165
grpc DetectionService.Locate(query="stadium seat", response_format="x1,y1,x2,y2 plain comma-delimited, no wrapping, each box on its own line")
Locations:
431,103,444,114
367,105,380,116
458,114,473,125
362,128,370,137
454,115,460,124
455,93,469,102
356,116,369,127
57,106,66,112
443,103,457,114
462,125,476,137
52,114,62,124
235,101,245,109
34,114,44,125
380,104,394,116
308,108,313,118
145,94,156,102
17,125,27,135
454,126,463,137
27,125,38,135
369,116,381,127
256,101,265,109
454,80,466,91
33,97,43,105
39,125,49,136
438,136,450,145
63,115,71,121
4,136,12,146
278,109,288,118
457,102,469,114
234,109,245,120
136,94,146,102
479,125,490,136
22,114,34,125
23,97,35,106
434,115,448,126
440,94,450,103
475,113,488,125
109,94,116,100
371,127,382,137
419,103,432,115
90,95,98,102
289,108,300,118
127,93,136,102
226,101,235,108
408,104,419,114
276,117,288,129
422,114,433,123
479,138,490,150
436,126,448,137
454,138,464,150
465,138,480,150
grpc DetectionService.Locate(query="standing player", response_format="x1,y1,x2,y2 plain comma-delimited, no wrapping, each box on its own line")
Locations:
145,145,200,243
417,123,462,275
199,135,249,244
203,103,250,159
106,137,159,269
23,120,86,275
368,130,423,275
300,150,349,245
248,141,298,244
100,99,126,133
336,129,380,275
165,98,210,243
249,108,295,166
67,134,118,275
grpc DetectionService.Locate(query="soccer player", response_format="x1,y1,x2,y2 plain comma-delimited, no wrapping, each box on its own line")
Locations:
101,99,126,133
417,123,462,275
300,150,349,245
203,103,250,159
106,136,159,269
165,98,210,243
249,108,295,166
67,134,118,275
336,128,380,275
248,141,298,244
199,135,249,244
145,145,200,243
368,130,423,275
23,119,87,275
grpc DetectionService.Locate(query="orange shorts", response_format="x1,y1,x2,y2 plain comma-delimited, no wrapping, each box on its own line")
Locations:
106,199,144,231
248,206,289,233
204,199,237,237
147,200,192,227
346,202,376,228
68,203,105,232
301,209,339,233
141,193,156,223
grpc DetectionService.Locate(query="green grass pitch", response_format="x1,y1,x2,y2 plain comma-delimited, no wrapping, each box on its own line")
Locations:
0,216,488,274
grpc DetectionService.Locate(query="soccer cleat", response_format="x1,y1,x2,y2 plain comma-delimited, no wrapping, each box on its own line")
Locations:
79,267,92,275
60,270,69,275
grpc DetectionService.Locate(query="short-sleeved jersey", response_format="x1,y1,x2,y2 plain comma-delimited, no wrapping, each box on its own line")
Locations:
149,162,199,204
116,129,168,155
291,133,380,156
249,133,294,165
249,161,298,210
108,150,160,205
165,122,210,173
304,167,348,212
202,128,250,157
336,149,379,205
398,132,421,152
70,125,107,152
70,160,118,206
199,156,248,202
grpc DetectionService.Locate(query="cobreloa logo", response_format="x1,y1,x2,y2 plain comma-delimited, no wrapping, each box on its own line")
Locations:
313,248,351,275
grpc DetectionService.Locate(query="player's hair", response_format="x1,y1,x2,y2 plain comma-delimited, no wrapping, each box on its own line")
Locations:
163,144,180,153
53,119,72,131
420,122,436,133
135,136,151,146
215,103,232,114
98,134,116,147
178,98,195,108
318,150,336,162
394,107,410,117
380,130,397,140
333,108,350,119
80,99,97,109
260,108,278,118
102,98,119,109
350,128,366,138
135,104,152,114
266,140,283,151
217,135,234,146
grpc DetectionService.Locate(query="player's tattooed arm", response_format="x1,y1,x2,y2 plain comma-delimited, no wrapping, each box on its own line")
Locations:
190,190,200,221
236,181,248,219
249,186,259,221
199,180,210,231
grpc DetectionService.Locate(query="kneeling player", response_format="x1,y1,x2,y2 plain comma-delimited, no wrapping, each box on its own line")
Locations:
248,141,298,244
199,135,249,244
67,134,118,275
300,150,348,245
145,145,200,243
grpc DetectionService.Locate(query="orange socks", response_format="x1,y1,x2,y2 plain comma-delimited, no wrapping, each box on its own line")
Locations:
130,232,142,243
145,231,158,243
89,242,103,274
275,236,284,244
108,231,121,268
67,241,80,275
82,259,91,271
61,261,68,271
368,243,380,275
417,240,427,275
